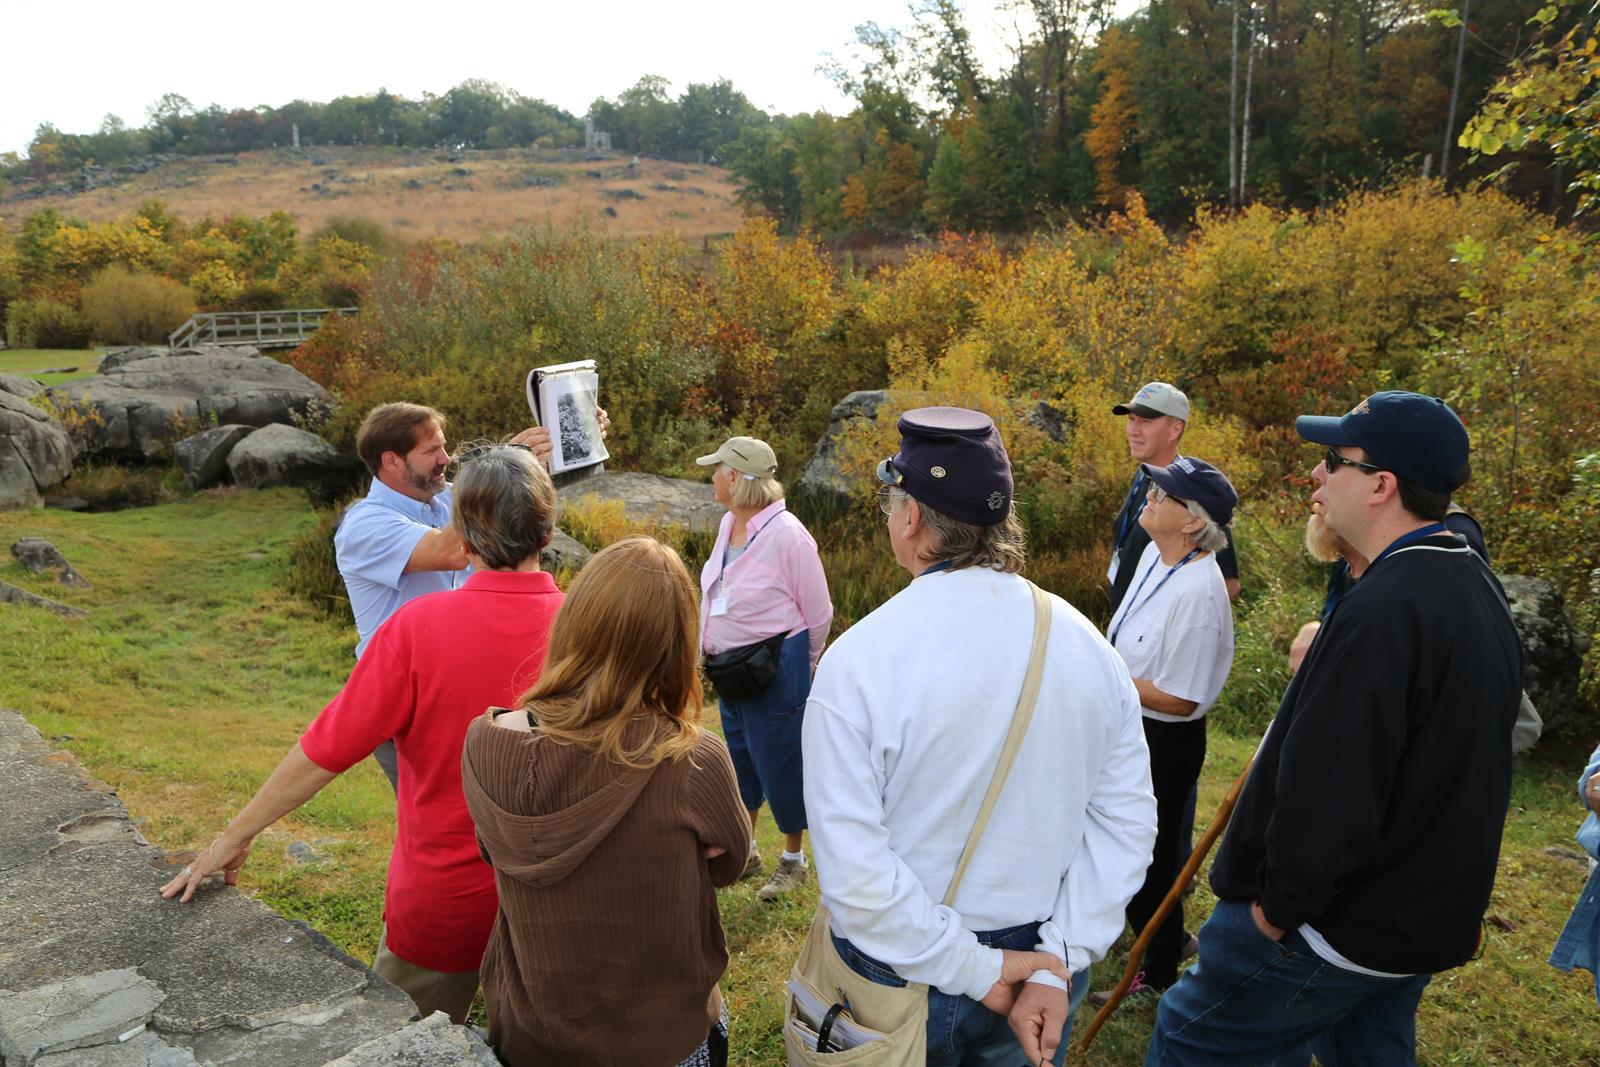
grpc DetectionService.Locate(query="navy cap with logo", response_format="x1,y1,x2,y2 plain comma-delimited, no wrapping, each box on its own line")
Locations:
1295,391,1470,492
876,407,1014,526
1141,457,1238,528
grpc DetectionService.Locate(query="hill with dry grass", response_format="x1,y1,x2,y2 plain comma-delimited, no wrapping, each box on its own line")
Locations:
0,146,747,242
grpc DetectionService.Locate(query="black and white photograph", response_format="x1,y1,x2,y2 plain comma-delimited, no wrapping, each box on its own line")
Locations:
526,360,610,475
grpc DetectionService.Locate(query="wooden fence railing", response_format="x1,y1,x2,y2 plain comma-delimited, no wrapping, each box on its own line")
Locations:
168,308,358,350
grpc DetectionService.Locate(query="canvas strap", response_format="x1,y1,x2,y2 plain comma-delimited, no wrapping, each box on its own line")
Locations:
942,580,1053,907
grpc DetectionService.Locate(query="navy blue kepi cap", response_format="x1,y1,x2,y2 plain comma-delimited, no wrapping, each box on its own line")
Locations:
877,406,1013,526
1141,457,1238,527
1295,391,1470,492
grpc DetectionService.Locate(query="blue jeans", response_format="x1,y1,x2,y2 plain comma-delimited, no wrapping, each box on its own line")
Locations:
1145,900,1432,1066
718,631,810,833
832,924,1091,1066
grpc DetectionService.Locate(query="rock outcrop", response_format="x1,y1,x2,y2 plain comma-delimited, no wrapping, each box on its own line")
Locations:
0,708,495,1065
561,471,722,535
174,424,255,489
0,381,74,509
226,424,359,495
46,349,327,460
798,390,890,509
541,529,593,573
1500,574,1589,734
10,539,90,588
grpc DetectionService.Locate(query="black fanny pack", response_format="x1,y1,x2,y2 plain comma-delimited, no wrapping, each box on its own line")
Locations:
703,633,787,701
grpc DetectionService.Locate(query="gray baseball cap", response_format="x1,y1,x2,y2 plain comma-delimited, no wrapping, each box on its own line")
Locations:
1113,381,1190,421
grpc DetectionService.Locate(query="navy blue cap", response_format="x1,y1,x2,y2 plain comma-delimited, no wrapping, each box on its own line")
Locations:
1295,391,1470,492
877,407,1013,526
1141,457,1238,527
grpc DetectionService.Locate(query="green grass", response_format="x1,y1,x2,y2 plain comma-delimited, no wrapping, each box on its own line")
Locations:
2,491,1598,1063
0,347,105,384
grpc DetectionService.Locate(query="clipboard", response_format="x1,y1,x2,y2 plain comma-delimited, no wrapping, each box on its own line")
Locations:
525,359,610,477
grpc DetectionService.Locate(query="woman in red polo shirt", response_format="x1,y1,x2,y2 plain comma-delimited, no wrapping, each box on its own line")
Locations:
161,444,565,1024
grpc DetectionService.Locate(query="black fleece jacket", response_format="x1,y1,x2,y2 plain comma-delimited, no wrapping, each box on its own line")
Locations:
1210,531,1522,974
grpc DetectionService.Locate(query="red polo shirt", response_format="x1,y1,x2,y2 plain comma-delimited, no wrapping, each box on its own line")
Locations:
301,569,564,972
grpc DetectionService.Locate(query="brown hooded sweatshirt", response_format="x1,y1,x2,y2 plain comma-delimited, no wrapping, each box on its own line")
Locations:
460,711,751,1067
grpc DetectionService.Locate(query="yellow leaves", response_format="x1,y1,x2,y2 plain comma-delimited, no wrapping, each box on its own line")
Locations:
187,260,245,307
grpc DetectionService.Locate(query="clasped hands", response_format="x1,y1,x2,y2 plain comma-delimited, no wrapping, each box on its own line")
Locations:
982,948,1073,1066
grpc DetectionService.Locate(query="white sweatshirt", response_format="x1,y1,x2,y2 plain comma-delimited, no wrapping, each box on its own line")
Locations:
803,566,1157,1000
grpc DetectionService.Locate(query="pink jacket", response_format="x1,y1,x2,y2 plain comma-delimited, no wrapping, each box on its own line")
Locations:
699,500,833,669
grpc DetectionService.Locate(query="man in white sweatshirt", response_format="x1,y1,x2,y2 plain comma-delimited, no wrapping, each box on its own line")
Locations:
803,406,1158,1066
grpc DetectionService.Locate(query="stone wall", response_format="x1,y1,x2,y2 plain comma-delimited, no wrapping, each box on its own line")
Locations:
0,709,497,1066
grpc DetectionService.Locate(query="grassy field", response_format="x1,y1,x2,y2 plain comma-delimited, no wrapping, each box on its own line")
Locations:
0,148,746,242
2,490,1598,1063
0,347,104,385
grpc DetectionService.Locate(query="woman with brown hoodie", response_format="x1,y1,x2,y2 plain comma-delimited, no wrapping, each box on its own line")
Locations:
461,536,752,1067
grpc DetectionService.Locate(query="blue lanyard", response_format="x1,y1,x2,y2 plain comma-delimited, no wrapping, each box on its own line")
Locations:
920,560,953,576
1369,523,1448,569
1113,470,1150,550
1109,548,1200,646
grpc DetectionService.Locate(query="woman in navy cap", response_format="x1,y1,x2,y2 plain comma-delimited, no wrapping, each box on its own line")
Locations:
1091,456,1238,1003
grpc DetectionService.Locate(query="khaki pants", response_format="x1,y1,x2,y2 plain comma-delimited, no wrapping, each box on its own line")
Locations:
373,926,479,1024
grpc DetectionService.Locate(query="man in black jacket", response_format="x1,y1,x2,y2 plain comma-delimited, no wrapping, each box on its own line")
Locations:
1145,391,1523,1067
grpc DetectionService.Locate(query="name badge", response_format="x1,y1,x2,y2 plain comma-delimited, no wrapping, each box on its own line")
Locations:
710,594,729,617
1106,554,1120,585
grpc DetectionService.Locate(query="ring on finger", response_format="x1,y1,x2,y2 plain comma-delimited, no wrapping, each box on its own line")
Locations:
181,866,194,877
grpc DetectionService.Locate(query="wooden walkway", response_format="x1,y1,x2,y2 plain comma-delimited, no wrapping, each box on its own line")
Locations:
168,307,357,351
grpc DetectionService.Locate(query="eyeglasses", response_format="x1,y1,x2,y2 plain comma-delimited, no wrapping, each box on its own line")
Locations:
1323,447,1383,476
1147,484,1189,507
876,485,898,516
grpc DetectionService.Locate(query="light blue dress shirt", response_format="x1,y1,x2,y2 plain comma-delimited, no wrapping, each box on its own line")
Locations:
334,479,464,658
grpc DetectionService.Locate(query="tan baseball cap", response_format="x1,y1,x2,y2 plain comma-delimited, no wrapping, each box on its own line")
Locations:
695,435,777,477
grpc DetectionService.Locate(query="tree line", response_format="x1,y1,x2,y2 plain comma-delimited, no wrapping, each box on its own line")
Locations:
3,77,770,176
727,0,1573,230
4,0,1588,228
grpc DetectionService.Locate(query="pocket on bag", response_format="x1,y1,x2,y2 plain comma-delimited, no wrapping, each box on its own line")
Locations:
784,971,919,1066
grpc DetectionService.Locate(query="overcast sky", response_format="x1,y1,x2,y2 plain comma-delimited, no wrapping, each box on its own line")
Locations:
0,0,1137,157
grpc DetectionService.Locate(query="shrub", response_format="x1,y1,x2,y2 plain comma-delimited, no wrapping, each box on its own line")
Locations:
310,215,397,257
80,265,196,344
5,295,92,349
287,502,352,619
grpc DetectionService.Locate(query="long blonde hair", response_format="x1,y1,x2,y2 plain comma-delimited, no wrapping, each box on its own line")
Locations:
518,537,704,767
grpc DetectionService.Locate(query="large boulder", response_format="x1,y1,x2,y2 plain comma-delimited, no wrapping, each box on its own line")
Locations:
99,343,262,373
559,471,722,535
799,390,890,508
0,388,74,510
174,424,255,490
226,424,358,496
45,350,326,460
1499,573,1589,735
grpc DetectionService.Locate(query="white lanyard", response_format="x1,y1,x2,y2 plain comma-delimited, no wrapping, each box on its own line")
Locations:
1109,548,1200,646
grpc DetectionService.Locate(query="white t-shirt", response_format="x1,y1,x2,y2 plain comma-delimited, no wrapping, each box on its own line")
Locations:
1105,541,1234,723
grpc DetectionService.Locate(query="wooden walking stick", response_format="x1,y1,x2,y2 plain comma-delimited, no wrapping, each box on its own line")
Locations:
1077,756,1256,1053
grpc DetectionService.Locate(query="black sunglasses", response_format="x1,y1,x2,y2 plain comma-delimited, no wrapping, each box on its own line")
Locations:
1323,447,1383,475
